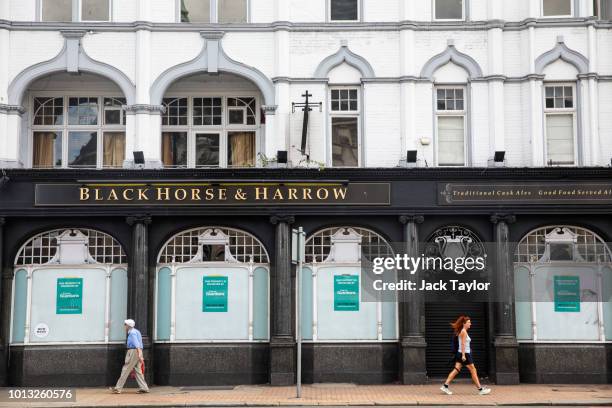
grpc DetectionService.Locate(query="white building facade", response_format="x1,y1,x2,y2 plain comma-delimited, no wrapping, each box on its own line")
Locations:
3,0,612,388
0,0,611,170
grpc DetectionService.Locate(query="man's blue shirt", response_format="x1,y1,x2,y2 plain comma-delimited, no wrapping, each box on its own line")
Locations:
126,328,143,349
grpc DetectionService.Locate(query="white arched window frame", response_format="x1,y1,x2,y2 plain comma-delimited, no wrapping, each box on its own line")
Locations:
514,226,612,343
11,229,127,345
420,43,483,168
160,93,261,169
155,227,270,343
303,227,398,343
30,93,127,169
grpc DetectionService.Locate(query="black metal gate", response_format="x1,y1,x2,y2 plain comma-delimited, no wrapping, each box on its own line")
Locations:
425,302,489,378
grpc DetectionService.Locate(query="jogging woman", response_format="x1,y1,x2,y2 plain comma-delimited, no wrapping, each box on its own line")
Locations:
440,315,491,395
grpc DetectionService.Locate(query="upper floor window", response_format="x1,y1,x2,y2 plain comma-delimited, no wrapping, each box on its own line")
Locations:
330,88,360,167
31,96,126,168
542,0,573,17
596,0,612,19
544,84,576,166
434,0,465,21
41,0,111,22
435,87,466,166
161,96,259,168
180,0,248,23
330,0,359,22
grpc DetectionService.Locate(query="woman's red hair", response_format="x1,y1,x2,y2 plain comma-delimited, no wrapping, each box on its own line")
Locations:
450,315,471,334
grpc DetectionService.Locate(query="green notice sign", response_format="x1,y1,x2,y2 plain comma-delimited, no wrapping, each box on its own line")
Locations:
203,276,228,312
334,274,360,311
554,276,580,312
56,278,83,314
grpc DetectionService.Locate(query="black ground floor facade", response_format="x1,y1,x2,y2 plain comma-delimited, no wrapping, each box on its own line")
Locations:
1,168,612,386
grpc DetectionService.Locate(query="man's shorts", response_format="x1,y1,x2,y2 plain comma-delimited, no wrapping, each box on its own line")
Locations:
455,352,474,365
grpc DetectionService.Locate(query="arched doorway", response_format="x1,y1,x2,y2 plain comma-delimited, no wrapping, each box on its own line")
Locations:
423,225,489,378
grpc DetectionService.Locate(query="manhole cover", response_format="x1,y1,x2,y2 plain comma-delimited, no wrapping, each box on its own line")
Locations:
180,386,235,391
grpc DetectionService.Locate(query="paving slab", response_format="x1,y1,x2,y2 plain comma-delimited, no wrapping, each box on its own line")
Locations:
0,384,611,408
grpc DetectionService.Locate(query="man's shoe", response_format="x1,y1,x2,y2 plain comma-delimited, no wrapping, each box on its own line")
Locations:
109,387,121,394
479,387,491,395
137,389,150,394
440,385,453,395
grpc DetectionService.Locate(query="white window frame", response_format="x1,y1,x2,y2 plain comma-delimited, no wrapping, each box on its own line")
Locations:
303,227,399,343
328,0,361,23
177,0,250,23
541,0,574,17
161,94,260,169
154,227,270,343
29,93,127,169
596,0,612,19
39,0,112,22
10,229,127,346
432,0,466,21
434,85,467,167
543,82,577,166
514,226,612,343
329,86,361,168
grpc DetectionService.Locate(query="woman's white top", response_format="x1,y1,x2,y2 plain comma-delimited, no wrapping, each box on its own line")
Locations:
463,332,472,354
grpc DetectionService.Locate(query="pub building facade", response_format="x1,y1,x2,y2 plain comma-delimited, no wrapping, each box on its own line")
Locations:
1,0,612,387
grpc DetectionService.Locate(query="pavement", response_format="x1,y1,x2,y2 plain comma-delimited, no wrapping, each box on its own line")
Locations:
1,383,612,408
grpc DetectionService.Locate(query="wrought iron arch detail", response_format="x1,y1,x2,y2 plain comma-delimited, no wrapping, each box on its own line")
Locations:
514,225,612,264
423,225,486,259
157,226,269,264
304,226,394,264
14,228,126,266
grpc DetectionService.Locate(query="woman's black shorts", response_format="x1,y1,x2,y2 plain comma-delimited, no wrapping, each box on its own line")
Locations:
454,352,474,365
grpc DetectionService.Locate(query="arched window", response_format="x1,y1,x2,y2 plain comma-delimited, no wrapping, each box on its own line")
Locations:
30,74,128,169
155,227,269,342
420,43,482,167
11,229,127,344
514,226,612,342
302,227,397,342
160,74,262,169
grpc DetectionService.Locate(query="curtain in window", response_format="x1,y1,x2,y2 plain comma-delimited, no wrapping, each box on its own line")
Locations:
182,0,211,22
542,0,572,16
162,132,188,167
437,116,465,166
82,0,110,21
41,0,72,21
103,132,126,168
218,0,247,23
228,132,255,167
602,0,612,19
435,0,463,19
546,114,574,165
33,132,57,168
331,117,359,167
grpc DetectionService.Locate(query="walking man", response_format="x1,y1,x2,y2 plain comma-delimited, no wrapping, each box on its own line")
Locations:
110,319,150,394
